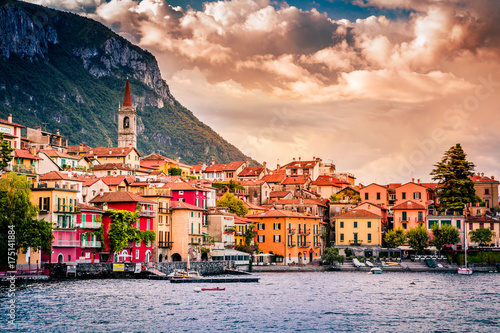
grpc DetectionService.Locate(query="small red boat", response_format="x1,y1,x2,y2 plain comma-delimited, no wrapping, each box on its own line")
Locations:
201,287,225,291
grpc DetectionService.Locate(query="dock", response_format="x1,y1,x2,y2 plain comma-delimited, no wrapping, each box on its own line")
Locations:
147,275,259,283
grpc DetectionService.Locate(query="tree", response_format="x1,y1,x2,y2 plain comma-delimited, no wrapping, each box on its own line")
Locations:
0,172,53,266
216,192,248,217
469,227,495,246
0,133,14,173
430,224,460,255
406,225,430,254
168,168,182,176
384,228,406,248
430,144,477,211
321,246,344,265
107,209,155,254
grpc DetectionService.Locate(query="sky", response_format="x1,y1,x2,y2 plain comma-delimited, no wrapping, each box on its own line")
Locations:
25,0,500,185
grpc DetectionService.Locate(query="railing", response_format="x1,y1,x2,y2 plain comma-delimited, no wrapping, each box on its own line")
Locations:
53,205,78,213
158,241,173,248
158,207,169,214
314,230,321,236
287,228,296,234
224,228,236,233
298,229,311,235
313,243,321,248
81,241,101,248
12,165,36,174
56,221,75,229
298,242,311,248
349,240,363,246
79,222,102,229
52,240,80,247
139,210,155,217
288,242,296,247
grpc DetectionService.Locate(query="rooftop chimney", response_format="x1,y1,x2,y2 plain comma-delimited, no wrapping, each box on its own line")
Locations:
298,157,301,161
56,129,60,136
412,178,415,183
211,158,215,165
99,188,104,197
7,113,12,123
37,126,41,131
417,179,420,184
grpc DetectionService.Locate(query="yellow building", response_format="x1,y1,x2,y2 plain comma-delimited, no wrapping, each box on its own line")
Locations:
334,209,382,248
140,153,191,177
234,215,254,246
11,149,41,183
466,216,500,247
247,210,324,265
244,201,268,216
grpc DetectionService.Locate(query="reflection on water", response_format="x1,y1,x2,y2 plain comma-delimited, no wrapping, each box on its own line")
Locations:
1,272,499,332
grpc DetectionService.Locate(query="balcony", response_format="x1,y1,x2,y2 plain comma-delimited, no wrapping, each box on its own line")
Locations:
56,221,75,229
224,227,236,234
288,242,296,247
298,242,311,248
349,240,363,246
158,207,169,214
158,241,173,249
52,240,80,247
78,222,102,229
81,241,102,248
139,209,155,217
54,205,78,213
298,228,311,235
314,230,321,236
313,243,321,248
287,228,296,235
12,164,36,175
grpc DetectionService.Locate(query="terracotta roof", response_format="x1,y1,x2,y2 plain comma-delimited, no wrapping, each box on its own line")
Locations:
281,176,309,185
311,175,344,186
141,153,191,168
89,192,155,204
122,78,133,107
335,209,382,219
356,202,387,211
392,200,426,210
14,149,41,160
247,209,320,219
98,175,134,186
190,164,203,172
94,163,131,171
283,160,318,169
164,182,209,192
261,172,287,184
205,161,245,172
273,198,327,207
77,202,105,212
238,166,264,177
269,191,292,198
129,182,151,187
387,183,401,189
244,201,269,211
470,174,499,183
67,144,93,154
86,146,137,158
0,117,25,128
40,149,78,159
361,183,388,190
234,215,254,224
39,171,84,181
140,160,167,168
466,216,499,223
420,182,439,189
82,178,101,187
239,180,266,186
170,200,207,211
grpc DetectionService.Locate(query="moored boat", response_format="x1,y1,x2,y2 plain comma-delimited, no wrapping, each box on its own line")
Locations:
370,267,382,274
201,287,226,291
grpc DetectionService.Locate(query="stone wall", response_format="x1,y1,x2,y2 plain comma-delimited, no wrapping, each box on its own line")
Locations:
156,261,232,276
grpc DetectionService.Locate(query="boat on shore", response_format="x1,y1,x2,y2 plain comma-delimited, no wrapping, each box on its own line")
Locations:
370,267,382,274
168,255,201,279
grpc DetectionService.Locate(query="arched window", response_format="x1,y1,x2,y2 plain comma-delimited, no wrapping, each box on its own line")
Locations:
123,116,130,129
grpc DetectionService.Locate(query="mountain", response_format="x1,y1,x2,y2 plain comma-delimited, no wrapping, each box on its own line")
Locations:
0,0,254,165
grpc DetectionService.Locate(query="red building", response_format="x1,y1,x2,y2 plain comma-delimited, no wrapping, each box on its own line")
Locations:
77,203,105,263
90,192,156,263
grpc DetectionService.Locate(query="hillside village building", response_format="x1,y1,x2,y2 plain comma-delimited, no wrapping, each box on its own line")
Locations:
117,78,137,149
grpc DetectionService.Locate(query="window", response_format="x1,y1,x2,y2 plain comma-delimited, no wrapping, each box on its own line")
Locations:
198,212,201,218
364,193,369,200
367,233,372,242
479,223,484,228
353,221,357,228
402,192,406,200
456,220,461,229
402,211,407,221
258,235,265,243
273,223,281,230
367,221,371,228
147,240,151,247
402,223,407,230
490,223,494,230
147,219,150,231
274,235,281,242
191,223,194,234
340,233,344,241
258,223,265,230
485,189,490,195
428,220,438,229
442,220,451,226
469,223,473,230
376,192,381,200
340,221,344,228
413,192,421,199
179,191,184,195
135,241,141,247
123,116,130,129
136,250,139,259
136,220,140,230
191,212,194,217
418,211,423,221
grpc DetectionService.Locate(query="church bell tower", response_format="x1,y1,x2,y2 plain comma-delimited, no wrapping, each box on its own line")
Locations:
117,77,137,148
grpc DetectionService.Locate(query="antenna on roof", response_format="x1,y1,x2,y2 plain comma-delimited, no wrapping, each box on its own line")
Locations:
42,122,48,132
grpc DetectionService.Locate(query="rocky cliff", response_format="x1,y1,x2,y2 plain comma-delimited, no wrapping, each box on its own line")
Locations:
0,0,251,165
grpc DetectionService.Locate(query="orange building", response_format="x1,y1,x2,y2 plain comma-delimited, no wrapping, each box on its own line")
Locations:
247,210,324,265
392,200,426,230
359,183,389,208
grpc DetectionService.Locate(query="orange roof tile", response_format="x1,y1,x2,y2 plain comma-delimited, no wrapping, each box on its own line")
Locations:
14,149,41,160
283,160,318,169
470,174,499,183
90,192,155,204
86,146,138,158
238,166,264,177
205,161,245,172
39,171,84,181
98,175,134,186
77,202,105,212
336,209,382,218
392,200,426,210
269,191,292,198
281,176,309,185
40,149,78,159
0,117,25,128
94,163,131,171
247,209,320,219
170,200,207,211
311,175,344,186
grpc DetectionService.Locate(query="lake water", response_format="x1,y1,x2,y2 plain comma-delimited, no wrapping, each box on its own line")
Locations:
1,272,499,332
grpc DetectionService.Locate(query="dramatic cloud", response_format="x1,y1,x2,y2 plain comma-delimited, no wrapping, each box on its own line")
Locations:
26,0,500,183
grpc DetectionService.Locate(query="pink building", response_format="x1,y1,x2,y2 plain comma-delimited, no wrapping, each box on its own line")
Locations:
77,203,105,263
392,200,426,230
394,181,437,208
90,192,156,263
360,183,389,208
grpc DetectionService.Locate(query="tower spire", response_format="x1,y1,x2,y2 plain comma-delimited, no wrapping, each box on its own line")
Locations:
123,76,132,107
